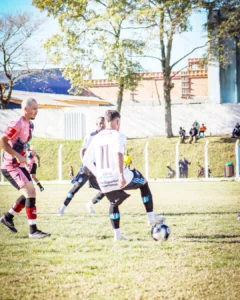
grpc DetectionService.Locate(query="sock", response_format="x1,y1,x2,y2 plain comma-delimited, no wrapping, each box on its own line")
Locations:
113,228,122,239
59,204,66,212
147,212,155,221
109,206,120,229
25,198,37,231
92,192,105,205
63,183,83,206
11,195,26,214
140,183,153,212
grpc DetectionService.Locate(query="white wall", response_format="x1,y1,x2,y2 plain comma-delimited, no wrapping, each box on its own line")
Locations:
1,103,240,139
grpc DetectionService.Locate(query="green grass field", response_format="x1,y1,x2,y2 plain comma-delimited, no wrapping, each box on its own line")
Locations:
22,135,238,181
0,181,240,299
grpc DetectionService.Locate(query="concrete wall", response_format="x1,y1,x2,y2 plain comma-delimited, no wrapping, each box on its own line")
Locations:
1,103,240,139
89,76,208,105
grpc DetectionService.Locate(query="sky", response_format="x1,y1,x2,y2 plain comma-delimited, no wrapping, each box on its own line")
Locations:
0,0,208,79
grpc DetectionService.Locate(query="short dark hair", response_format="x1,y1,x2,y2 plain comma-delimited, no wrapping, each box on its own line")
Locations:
105,110,121,122
96,116,105,123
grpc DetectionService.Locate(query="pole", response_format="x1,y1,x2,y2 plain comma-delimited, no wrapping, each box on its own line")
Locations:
204,140,209,178
235,139,240,179
144,142,149,181
58,144,63,181
175,140,180,179
0,150,4,183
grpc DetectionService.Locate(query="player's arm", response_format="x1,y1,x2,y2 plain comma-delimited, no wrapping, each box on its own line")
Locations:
35,153,40,167
117,152,126,188
80,147,86,161
0,135,26,164
82,142,97,176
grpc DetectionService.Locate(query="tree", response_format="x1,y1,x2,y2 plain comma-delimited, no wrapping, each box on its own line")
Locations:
33,0,144,112
130,0,208,137
0,12,43,109
201,0,240,66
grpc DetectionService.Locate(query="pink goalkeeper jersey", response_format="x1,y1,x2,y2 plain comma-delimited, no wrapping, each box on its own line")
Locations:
1,116,33,168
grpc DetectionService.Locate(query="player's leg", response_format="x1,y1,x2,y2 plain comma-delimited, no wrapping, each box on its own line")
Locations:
57,173,89,216
21,181,50,238
0,168,27,232
0,167,50,238
85,192,105,214
31,164,44,191
124,169,166,225
106,190,130,240
85,175,104,214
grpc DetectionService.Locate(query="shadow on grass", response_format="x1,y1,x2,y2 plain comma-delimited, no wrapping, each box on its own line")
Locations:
212,137,237,144
182,234,240,244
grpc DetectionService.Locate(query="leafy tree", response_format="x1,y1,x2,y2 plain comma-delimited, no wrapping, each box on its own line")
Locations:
201,0,240,66
33,0,144,112
131,0,207,137
0,12,43,109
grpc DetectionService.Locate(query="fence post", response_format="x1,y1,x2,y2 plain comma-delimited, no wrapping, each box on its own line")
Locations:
204,140,209,178
144,142,149,181
235,139,240,179
58,144,63,181
0,150,4,183
175,140,180,179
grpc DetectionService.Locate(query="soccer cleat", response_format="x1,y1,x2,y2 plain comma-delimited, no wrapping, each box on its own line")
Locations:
0,215,17,233
29,230,51,239
237,213,240,222
85,202,95,214
148,215,166,226
40,187,44,192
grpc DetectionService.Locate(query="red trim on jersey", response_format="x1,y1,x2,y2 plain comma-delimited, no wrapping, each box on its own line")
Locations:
4,127,17,138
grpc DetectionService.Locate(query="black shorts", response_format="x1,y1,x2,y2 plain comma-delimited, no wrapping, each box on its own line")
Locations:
30,163,37,175
1,167,32,190
124,169,145,190
105,169,145,205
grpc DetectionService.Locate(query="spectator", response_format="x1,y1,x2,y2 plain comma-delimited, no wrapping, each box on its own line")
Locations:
179,127,186,143
179,157,191,178
199,123,207,138
124,150,132,169
194,121,200,135
165,162,176,179
188,125,198,144
231,123,240,138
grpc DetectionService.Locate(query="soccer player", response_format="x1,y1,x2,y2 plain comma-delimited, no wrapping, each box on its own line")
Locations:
26,143,44,191
83,110,166,241
57,117,106,216
0,98,51,239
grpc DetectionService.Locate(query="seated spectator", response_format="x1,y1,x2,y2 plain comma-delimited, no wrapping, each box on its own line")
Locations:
199,123,207,138
188,125,198,144
232,123,240,138
179,127,186,143
165,162,176,179
179,156,191,178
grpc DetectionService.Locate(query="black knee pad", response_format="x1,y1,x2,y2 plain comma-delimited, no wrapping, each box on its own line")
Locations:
25,198,36,208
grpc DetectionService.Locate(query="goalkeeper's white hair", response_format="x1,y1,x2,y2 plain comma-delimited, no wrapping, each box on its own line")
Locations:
21,98,37,108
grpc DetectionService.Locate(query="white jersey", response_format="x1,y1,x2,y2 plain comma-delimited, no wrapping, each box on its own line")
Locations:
83,129,133,193
82,131,98,149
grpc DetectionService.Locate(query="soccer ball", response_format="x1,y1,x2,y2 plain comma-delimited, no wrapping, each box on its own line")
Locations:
151,223,170,241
